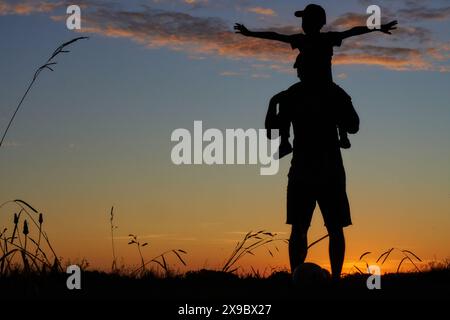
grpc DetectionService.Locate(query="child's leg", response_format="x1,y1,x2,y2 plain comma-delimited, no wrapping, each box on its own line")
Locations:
276,98,293,159
338,127,351,149
331,83,359,134
331,83,359,149
279,106,291,143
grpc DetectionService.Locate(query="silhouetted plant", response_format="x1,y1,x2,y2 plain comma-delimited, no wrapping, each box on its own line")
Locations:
0,36,88,149
222,230,288,273
131,248,187,278
127,233,187,277
0,200,61,275
128,234,148,272
353,248,422,274
110,207,118,272
306,233,329,251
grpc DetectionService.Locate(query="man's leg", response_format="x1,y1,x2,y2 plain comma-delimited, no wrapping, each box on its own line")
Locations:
327,227,345,280
289,224,308,273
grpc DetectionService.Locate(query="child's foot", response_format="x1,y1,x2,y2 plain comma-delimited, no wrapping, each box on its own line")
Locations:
339,137,351,149
274,142,292,160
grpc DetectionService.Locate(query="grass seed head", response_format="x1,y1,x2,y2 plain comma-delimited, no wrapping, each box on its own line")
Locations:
23,220,29,236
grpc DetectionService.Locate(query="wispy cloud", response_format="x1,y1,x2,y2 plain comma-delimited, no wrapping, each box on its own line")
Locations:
220,71,241,77
0,0,61,15
358,0,450,21
399,6,450,21
246,6,276,17
66,5,295,63
183,0,207,5
2,0,450,72
329,12,367,29
178,0,210,9
328,12,432,43
252,63,293,74
2,141,21,147
337,42,432,70
427,43,450,61
251,73,271,79
335,53,429,71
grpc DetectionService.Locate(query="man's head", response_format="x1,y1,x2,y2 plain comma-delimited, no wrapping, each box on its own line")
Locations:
295,56,330,84
295,4,326,34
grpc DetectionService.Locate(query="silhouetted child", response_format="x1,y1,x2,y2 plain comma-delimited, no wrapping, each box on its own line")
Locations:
235,4,397,157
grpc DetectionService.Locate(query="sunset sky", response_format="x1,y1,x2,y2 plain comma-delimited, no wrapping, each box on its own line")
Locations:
0,0,449,274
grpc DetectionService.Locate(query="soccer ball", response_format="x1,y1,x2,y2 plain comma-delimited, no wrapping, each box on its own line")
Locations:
292,262,331,287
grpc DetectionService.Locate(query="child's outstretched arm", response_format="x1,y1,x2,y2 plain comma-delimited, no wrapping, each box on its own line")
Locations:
234,23,291,44
339,20,397,40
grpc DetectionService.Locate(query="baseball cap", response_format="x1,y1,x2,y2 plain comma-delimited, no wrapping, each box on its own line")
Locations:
295,4,326,25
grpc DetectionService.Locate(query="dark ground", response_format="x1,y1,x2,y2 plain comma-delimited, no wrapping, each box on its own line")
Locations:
1,269,448,318
1,268,449,301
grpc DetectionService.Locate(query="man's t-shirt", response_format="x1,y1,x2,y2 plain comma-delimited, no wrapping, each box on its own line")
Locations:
282,82,348,184
288,32,344,81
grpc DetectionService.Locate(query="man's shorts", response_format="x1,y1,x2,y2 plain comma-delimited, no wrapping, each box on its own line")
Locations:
286,168,352,229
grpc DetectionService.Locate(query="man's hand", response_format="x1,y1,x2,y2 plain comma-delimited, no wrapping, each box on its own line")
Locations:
380,20,398,34
234,23,251,36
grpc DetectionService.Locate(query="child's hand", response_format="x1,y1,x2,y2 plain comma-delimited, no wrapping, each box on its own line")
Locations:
380,20,398,34
234,23,251,36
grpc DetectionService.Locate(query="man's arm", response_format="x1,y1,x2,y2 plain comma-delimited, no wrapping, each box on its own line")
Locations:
338,20,397,40
234,23,292,44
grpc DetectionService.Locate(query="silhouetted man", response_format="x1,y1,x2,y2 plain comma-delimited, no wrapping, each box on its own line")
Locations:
235,4,396,157
266,71,359,281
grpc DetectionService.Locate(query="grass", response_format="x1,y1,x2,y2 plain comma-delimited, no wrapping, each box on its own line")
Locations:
109,207,118,272
221,230,288,273
1,200,448,302
127,234,187,278
0,263,449,301
0,200,62,276
353,248,423,275
0,37,88,150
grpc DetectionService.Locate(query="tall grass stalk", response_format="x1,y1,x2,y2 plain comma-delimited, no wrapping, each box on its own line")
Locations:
222,230,287,273
110,207,117,272
0,200,60,275
0,37,88,149
353,248,423,274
